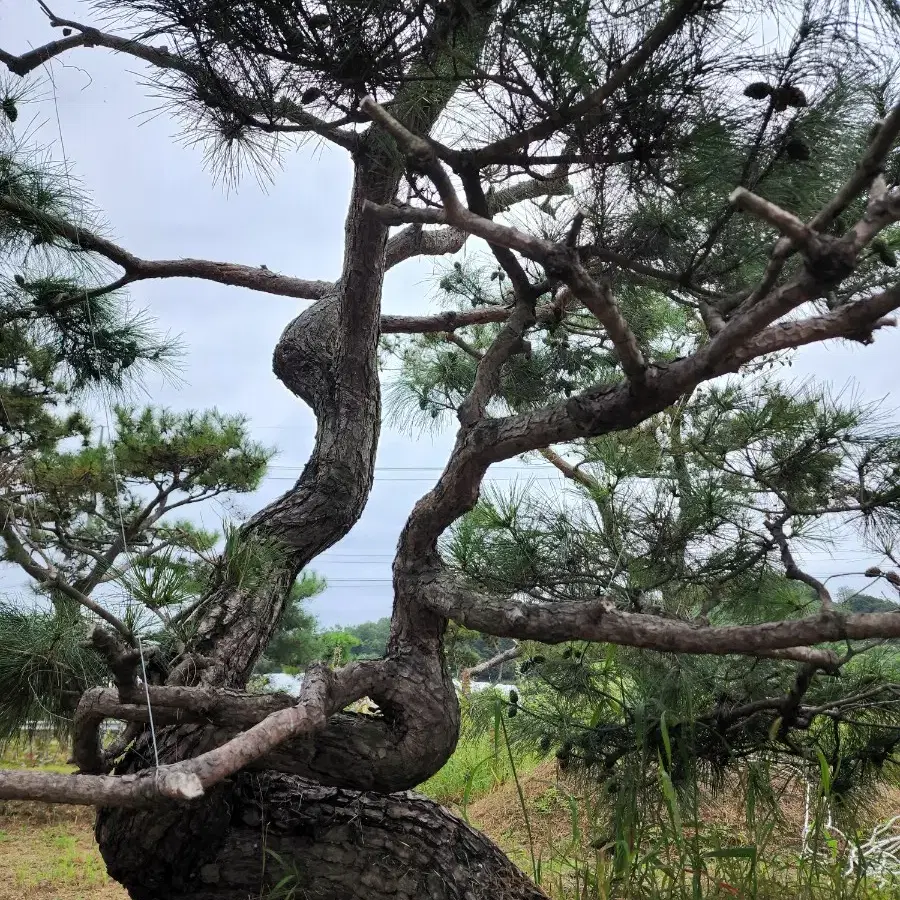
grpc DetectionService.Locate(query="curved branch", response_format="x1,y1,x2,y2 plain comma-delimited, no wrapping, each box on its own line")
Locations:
4,662,355,808
384,222,469,269
464,279,900,468
3,6,358,150
418,573,900,656
768,521,835,611
0,194,332,300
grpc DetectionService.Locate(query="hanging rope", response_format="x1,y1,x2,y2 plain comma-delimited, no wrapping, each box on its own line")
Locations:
138,636,160,768
45,59,158,770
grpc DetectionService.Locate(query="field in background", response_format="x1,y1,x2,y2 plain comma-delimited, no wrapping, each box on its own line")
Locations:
1,737,899,899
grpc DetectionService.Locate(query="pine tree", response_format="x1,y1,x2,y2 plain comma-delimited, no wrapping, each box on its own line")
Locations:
4,3,900,898
0,121,320,743
444,381,900,816
254,572,327,673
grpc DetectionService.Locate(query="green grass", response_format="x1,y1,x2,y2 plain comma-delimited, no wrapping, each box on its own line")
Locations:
1,730,897,900
0,736,75,773
418,728,900,900
0,818,126,900
418,729,541,812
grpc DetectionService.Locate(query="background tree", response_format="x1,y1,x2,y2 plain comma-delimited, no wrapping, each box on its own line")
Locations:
253,572,327,674
443,378,900,841
4,2,900,899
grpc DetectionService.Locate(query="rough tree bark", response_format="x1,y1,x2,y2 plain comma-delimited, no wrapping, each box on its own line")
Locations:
5,4,900,899
99,771,545,900
92,144,474,899
88,5,501,894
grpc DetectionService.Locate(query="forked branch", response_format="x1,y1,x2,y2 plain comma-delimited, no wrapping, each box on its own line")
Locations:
1,663,369,807
361,97,645,380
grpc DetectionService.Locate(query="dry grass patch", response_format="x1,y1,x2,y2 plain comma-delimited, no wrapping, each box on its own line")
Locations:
0,807,126,900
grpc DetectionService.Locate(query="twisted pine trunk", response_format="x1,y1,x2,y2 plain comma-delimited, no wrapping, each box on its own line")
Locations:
93,129,542,898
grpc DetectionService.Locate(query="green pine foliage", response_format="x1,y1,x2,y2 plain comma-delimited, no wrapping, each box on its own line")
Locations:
0,602,106,743
0,124,320,740
255,572,327,673
377,19,900,809
449,380,900,808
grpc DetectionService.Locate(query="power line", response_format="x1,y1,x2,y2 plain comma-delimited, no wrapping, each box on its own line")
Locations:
264,464,554,472
260,475,566,483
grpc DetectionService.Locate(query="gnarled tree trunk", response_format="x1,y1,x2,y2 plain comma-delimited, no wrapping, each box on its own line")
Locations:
93,18,512,886
98,771,545,900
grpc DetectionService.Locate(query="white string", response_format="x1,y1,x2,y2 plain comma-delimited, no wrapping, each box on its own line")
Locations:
43,59,136,597
43,60,159,771
138,636,160,769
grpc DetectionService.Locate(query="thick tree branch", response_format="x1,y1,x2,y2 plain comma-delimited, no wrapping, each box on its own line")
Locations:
563,267,646,378
381,306,509,333
730,285,900,362
417,572,900,655
777,663,817,734
2,662,364,807
0,768,205,807
455,167,539,424
0,32,88,77
730,188,817,249
381,285,579,334
0,194,332,300
384,223,469,270
73,680,300,774
538,447,601,492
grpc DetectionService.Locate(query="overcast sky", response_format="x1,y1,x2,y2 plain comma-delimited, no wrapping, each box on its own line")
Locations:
3,1,899,626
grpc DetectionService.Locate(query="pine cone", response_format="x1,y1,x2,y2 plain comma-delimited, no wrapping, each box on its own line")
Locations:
865,566,883,578
772,85,808,112
784,138,811,161
744,82,773,100
873,240,898,267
